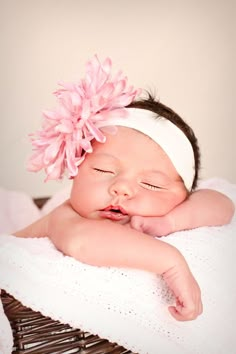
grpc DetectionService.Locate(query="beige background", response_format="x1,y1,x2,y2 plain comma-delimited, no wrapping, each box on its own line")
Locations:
1,0,235,197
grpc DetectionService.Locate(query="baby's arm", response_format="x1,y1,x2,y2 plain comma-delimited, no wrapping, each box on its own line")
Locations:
131,189,235,236
14,200,202,321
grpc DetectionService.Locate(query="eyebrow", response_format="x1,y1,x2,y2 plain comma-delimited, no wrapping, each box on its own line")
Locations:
91,152,119,160
142,169,172,181
93,154,167,173
142,168,182,183
91,153,180,182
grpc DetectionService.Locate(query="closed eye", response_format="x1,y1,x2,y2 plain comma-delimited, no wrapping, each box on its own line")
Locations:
93,168,114,174
141,182,162,190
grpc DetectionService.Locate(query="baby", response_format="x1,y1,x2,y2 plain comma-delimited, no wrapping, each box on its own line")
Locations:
14,56,234,322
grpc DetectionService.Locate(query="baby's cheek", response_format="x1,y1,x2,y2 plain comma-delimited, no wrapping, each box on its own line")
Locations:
70,192,87,215
70,199,81,215
152,194,182,215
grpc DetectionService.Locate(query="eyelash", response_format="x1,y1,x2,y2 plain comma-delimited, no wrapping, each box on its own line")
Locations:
93,168,113,174
141,182,161,190
93,169,162,189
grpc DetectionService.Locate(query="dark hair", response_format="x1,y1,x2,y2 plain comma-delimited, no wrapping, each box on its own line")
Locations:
128,92,200,190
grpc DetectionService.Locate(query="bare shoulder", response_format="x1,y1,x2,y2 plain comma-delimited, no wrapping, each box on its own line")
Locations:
50,199,82,221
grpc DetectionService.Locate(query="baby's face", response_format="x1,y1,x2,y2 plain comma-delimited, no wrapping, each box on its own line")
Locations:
70,127,188,224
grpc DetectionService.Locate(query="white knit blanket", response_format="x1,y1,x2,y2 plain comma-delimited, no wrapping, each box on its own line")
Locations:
0,178,235,354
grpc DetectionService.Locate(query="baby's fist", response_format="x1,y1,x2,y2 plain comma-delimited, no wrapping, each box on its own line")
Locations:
130,215,173,237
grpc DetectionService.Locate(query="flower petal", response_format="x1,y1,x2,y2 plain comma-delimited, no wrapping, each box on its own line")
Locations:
28,55,140,181
85,119,106,142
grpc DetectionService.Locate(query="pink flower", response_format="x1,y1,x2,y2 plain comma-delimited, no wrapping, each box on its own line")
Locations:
27,55,140,181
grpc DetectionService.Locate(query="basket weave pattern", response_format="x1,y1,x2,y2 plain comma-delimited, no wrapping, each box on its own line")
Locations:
1,290,135,354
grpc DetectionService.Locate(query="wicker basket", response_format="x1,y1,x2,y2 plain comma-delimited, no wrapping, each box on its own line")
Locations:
1,290,135,354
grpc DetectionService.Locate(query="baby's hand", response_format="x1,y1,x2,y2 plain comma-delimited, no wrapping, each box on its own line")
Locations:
130,215,173,237
163,263,203,321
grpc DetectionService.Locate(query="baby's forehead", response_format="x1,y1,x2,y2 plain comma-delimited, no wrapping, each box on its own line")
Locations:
100,125,155,143
89,128,180,179
93,126,164,155
97,109,195,190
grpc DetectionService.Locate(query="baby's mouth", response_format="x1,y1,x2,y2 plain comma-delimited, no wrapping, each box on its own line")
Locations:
104,205,127,214
99,205,129,221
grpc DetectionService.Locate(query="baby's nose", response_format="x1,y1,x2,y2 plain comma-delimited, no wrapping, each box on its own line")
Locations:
109,179,134,198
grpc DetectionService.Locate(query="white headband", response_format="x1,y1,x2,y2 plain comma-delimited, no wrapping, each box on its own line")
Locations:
97,108,195,190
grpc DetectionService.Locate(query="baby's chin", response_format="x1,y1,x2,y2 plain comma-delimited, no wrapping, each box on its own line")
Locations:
112,218,131,225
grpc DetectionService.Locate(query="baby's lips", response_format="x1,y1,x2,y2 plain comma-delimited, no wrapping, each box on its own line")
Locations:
103,205,128,215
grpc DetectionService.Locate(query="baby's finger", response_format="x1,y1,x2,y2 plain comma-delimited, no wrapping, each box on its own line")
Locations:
168,304,200,321
131,216,158,236
130,216,144,232
198,298,203,316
